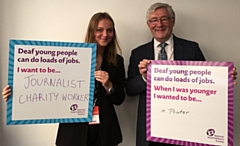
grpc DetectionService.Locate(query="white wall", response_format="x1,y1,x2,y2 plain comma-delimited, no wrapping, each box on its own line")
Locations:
1,0,239,146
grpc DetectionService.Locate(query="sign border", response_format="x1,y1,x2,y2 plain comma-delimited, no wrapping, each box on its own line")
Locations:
7,39,96,125
146,60,234,146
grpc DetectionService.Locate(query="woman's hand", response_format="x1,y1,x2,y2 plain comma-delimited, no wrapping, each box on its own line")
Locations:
2,85,11,102
94,70,112,91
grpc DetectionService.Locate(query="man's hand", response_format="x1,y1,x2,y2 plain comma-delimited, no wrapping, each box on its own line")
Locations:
138,59,151,80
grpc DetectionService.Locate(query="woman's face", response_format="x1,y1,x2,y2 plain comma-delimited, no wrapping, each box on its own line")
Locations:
94,19,114,48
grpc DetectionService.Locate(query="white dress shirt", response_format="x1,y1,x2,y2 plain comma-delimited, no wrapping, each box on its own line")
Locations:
154,34,174,60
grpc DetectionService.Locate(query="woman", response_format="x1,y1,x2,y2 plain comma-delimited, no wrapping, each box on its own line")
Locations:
2,12,125,146
56,12,125,146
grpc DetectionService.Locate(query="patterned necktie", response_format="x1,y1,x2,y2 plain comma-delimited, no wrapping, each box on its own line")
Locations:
158,42,168,60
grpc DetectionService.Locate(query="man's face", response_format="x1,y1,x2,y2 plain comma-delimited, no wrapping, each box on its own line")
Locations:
147,7,175,42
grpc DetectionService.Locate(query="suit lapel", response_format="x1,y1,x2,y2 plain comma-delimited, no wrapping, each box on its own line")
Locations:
173,35,184,60
146,39,154,60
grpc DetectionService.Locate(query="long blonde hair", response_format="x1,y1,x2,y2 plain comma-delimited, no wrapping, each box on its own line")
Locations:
85,12,121,66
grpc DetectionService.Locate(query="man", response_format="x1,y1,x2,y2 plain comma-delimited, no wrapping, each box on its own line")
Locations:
125,2,237,146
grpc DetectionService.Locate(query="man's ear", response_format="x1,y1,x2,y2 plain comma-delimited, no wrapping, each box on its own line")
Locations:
146,21,150,27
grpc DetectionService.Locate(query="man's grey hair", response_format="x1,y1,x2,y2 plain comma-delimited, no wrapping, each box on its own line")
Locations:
146,2,175,20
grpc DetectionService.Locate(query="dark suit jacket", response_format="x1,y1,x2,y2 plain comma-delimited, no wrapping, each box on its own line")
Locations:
56,54,126,146
126,35,205,146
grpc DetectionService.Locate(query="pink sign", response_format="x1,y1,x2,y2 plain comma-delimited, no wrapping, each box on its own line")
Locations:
146,60,234,146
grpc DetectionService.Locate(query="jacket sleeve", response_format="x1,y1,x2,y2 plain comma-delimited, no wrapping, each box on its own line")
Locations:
195,43,206,61
106,56,125,105
125,50,146,96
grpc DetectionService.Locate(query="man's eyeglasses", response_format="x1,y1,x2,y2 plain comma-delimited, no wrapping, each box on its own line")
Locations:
148,16,171,25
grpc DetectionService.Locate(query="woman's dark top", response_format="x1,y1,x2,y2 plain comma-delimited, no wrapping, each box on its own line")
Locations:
55,54,125,146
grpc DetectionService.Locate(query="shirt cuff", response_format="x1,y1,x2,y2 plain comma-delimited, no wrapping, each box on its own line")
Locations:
142,75,146,82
